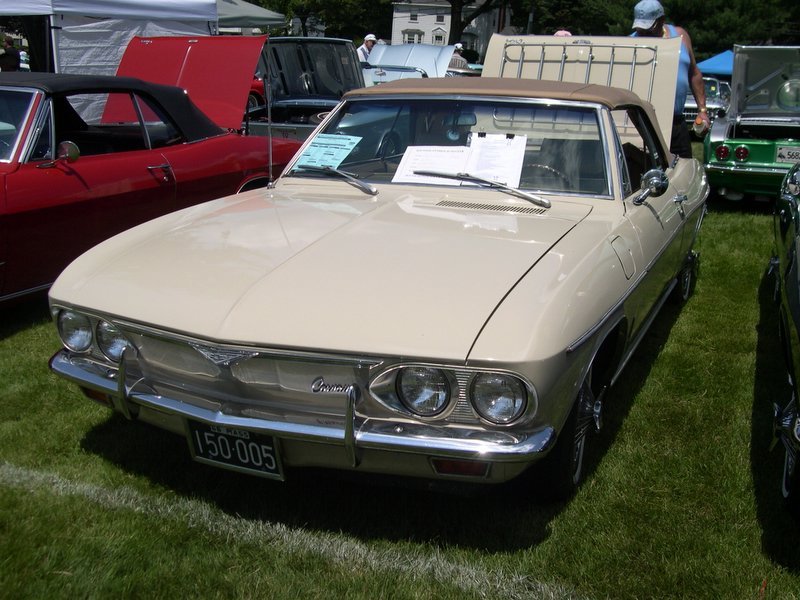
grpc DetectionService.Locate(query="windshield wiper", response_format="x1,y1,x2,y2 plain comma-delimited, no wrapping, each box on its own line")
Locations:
413,170,551,209
291,165,378,196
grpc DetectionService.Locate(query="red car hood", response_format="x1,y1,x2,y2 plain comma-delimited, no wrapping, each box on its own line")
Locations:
117,35,265,130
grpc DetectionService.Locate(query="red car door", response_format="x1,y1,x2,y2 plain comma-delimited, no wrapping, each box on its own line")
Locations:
3,146,176,299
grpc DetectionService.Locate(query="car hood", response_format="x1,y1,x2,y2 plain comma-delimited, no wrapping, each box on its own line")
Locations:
51,181,592,361
117,35,266,130
364,44,455,86
731,45,800,117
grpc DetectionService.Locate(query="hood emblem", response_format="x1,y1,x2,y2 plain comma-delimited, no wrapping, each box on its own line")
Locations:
190,343,258,367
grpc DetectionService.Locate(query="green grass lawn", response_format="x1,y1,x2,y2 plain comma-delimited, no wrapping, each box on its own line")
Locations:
1,200,799,599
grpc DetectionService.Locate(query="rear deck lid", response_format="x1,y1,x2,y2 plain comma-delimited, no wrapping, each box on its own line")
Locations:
731,45,800,118
481,34,682,144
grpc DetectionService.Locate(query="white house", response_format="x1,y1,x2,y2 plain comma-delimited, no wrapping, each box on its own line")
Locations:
390,0,514,61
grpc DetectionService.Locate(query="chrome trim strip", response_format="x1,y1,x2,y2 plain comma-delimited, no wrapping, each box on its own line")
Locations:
705,164,793,176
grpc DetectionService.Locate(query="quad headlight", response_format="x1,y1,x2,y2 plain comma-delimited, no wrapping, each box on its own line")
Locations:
55,309,128,363
470,373,527,424
396,366,450,416
96,320,128,363
57,310,93,352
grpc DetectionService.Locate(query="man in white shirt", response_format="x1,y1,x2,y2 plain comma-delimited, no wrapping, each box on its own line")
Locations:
357,34,377,62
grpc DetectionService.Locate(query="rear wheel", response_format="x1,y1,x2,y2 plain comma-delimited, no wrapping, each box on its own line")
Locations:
775,393,800,514
672,250,699,304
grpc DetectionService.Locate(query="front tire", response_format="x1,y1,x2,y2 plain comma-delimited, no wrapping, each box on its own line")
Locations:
538,371,597,500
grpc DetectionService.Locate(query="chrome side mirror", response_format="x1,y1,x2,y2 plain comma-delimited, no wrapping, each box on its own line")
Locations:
633,168,669,205
57,140,80,163
37,140,80,169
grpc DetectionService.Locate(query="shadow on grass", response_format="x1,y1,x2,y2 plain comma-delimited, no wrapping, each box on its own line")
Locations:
78,298,684,553
752,269,800,571
0,293,50,340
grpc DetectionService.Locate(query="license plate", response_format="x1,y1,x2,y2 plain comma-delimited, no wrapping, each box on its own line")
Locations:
777,146,800,164
187,420,282,479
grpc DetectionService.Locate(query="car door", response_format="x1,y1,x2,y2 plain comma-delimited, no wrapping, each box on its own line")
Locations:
2,91,177,299
613,107,687,337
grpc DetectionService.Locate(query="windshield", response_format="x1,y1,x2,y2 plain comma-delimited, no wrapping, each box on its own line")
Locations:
0,88,36,162
291,98,609,196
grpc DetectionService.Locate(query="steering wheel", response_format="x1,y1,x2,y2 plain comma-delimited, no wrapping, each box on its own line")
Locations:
524,163,572,187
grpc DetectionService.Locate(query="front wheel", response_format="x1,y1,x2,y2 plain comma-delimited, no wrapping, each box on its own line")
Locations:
537,370,598,500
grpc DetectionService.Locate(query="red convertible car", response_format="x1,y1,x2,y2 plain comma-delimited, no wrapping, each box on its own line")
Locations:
0,40,301,303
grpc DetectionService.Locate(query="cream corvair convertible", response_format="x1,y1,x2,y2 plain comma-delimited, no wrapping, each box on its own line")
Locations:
49,37,708,499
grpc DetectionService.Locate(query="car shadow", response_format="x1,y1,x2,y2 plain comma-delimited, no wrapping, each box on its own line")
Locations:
0,294,50,340
752,268,800,570
78,298,683,552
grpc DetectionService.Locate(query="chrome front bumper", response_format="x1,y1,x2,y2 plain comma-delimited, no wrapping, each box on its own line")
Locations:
50,350,556,483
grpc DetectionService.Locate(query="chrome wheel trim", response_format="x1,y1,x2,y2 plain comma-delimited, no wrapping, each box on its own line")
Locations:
572,375,596,485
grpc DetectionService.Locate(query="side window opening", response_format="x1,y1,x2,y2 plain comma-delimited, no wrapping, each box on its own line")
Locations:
611,108,667,196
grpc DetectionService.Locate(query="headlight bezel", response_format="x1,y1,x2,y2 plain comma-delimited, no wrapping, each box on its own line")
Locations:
53,306,128,364
369,363,535,426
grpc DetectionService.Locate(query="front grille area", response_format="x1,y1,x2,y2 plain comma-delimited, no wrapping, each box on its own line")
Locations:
122,330,377,421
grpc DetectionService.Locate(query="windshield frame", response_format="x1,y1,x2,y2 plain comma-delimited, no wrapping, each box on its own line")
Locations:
0,86,38,163
284,93,615,200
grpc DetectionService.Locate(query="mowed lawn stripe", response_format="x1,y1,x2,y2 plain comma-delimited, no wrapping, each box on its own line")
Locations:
1,461,584,600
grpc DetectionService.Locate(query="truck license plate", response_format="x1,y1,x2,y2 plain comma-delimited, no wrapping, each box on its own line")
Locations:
187,420,282,479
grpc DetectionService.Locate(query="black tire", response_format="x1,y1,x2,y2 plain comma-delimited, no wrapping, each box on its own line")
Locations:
537,373,596,500
777,394,800,514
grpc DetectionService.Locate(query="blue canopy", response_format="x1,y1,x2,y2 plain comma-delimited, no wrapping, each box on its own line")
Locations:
697,50,733,77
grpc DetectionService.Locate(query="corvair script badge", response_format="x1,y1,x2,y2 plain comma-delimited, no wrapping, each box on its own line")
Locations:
311,377,356,395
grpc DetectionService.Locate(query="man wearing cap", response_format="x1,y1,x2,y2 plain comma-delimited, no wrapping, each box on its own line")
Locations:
448,43,469,69
631,0,708,158
357,34,377,62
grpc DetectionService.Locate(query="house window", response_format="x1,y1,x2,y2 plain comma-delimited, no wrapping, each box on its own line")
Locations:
403,31,423,44
436,14,444,23
433,34,444,44
410,11,418,22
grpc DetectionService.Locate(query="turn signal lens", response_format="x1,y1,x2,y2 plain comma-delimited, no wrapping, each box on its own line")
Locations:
734,146,749,161
715,145,730,160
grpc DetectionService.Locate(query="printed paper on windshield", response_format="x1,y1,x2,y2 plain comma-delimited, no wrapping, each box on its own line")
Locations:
296,134,362,169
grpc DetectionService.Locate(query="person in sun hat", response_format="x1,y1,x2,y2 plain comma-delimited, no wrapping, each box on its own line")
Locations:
631,0,708,158
357,33,377,62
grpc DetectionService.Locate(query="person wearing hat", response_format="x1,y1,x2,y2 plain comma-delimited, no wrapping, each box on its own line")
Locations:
357,34,377,62
631,0,708,158
448,43,469,69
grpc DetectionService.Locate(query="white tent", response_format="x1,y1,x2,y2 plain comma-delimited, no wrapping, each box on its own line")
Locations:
0,0,284,74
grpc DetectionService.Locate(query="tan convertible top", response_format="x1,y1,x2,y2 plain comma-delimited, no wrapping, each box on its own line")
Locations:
344,77,669,156
345,77,648,110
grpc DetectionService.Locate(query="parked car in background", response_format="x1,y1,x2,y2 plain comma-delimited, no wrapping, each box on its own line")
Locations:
771,162,800,514
49,60,708,499
683,76,730,131
0,68,300,303
248,37,364,141
362,43,478,87
704,45,800,201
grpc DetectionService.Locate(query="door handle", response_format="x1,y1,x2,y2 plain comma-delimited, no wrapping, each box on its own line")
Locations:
672,193,687,217
147,163,172,183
